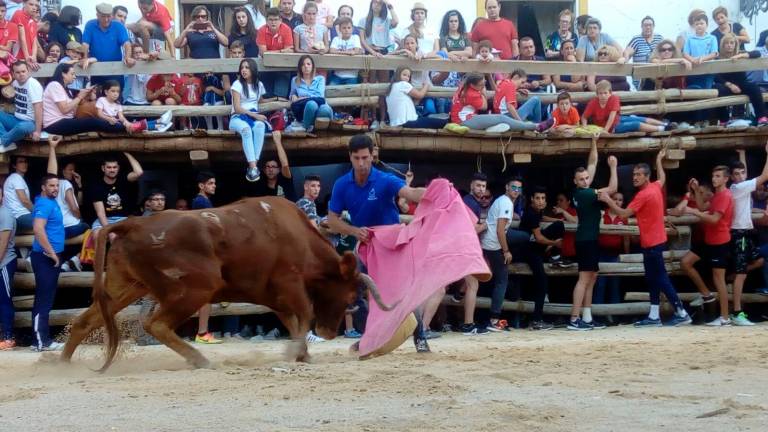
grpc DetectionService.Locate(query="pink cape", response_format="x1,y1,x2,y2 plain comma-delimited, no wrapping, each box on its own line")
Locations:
357,178,491,357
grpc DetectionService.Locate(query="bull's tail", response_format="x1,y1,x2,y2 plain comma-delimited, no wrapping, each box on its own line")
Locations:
93,222,132,373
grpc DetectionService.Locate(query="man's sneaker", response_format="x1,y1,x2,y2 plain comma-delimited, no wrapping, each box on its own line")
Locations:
459,323,489,335
285,120,306,133
0,339,16,350
370,120,380,130
31,341,65,352
157,121,173,132
567,318,593,331
634,317,662,327
705,317,732,327
245,167,260,182
159,109,173,125
344,329,362,338
731,312,755,326
444,123,469,135
664,314,692,326
413,336,430,353
423,329,442,340
69,255,83,272
0,143,17,154
486,319,508,332
558,259,577,268
585,319,607,329
305,331,326,343
263,328,280,340
529,320,554,331
194,332,223,344
485,123,511,134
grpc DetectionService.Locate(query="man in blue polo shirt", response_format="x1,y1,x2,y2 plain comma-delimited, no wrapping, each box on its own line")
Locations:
327,134,429,351
30,174,65,352
82,3,135,88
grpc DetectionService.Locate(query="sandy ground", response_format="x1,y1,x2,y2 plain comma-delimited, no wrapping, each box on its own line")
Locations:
1,325,767,432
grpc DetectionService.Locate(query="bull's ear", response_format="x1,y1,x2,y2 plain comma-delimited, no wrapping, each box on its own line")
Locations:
338,252,358,281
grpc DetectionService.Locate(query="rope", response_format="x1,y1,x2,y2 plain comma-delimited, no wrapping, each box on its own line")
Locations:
476,154,482,173
500,135,513,173
656,88,667,115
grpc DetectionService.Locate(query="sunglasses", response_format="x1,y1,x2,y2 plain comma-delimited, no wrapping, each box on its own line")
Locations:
598,51,609,56
479,195,492,200
509,186,523,191
195,14,208,19
660,47,674,52
265,165,280,169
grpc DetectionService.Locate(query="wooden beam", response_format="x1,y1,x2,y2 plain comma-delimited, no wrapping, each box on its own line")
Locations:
445,295,673,316
12,295,34,309
633,58,768,79
508,261,682,276
618,250,688,263
14,272,94,290
624,292,768,304
122,96,379,117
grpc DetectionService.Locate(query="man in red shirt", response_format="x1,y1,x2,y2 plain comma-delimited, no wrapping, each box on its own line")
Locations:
470,0,518,60
257,8,295,98
599,148,691,326
132,0,176,54
0,2,18,56
683,166,735,326
10,0,38,70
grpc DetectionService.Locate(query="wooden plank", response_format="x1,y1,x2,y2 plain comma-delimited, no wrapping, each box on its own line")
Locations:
665,149,686,160
622,94,768,115
507,220,691,236
12,295,34,309
15,234,85,248
122,96,379,117
619,250,688,263
624,292,768,304
445,295,673,316
14,272,94,290
662,160,680,169
633,58,768,79
513,153,532,163
508,261,682,276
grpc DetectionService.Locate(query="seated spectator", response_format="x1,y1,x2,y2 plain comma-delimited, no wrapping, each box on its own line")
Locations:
575,14,591,37
358,0,399,128
330,4,360,40
257,7,295,99
623,16,663,64
493,69,543,129
711,6,749,49
222,40,244,103
174,5,228,60
293,1,329,54
545,9,576,60
2,156,32,231
147,73,182,106
716,33,768,125
279,0,303,30
247,136,294,200
59,41,95,91
0,60,43,152
0,2,17,59
289,55,333,132
543,192,577,266
553,40,588,92
132,0,176,54
177,73,204,129
202,71,225,130
44,42,62,63
385,65,447,129
123,44,151,106
142,189,166,216
587,46,630,92
543,91,580,135
682,11,718,90
89,152,143,230
81,3,135,88
645,39,691,90
514,37,551,92
96,80,173,133
47,6,82,48
582,80,667,134
328,17,363,85
46,137,89,239
229,58,283,183
0,184,17,350
575,18,622,62
594,191,629,312
676,8,706,51
11,0,39,70
229,6,258,57
175,198,189,210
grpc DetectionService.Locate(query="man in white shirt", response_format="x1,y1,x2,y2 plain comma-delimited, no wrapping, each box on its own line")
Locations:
2,155,33,231
0,61,43,152
728,143,768,326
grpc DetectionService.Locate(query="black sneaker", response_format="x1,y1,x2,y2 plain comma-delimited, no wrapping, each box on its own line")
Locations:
585,319,606,329
529,320,554,331
459,323,490,335
414,336,431,353
450,292,464,303
423,330,442,340
567,318,593,331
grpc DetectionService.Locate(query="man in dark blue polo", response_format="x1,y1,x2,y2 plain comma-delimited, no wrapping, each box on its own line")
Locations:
82,3,135,89
327,134,429,351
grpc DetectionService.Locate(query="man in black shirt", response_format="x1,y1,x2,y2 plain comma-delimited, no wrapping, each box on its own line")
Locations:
247,137,295,200
279,0,303,29
90,152,144,231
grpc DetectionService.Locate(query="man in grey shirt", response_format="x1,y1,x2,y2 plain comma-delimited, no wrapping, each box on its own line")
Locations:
0,187,18,350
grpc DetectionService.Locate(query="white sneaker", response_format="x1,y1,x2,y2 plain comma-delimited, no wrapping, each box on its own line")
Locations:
0,143,17,153
39,131,50,140
731,312,755,326
285,121,305,133
156,122,173,133
485,123,511,133
70,255,83,272
305,331,326,343
370,120,380,130
159,110,173,125
705,317,732,327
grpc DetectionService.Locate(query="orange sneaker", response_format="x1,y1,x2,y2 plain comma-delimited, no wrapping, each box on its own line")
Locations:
0,339,16,350
194,332,222,344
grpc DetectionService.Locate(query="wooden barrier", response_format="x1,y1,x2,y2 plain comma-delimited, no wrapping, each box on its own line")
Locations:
15,233,86,248
509,261,682,276
624,292,768,304
122,96,380,117
445,295,673,316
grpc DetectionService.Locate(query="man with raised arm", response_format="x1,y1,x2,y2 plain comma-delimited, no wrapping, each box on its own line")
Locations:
599,148,691,327
567,137,618,331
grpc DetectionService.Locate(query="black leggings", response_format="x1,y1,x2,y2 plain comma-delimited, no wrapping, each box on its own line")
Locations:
44,117,126,135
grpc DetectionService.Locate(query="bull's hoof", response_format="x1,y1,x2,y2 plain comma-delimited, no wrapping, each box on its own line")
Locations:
295,353,311,363
189,357,213,369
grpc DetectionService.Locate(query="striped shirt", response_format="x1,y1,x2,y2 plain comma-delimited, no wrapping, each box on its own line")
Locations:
627,34,663,63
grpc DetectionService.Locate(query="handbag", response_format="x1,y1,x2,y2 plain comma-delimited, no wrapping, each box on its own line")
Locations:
290,97,326,121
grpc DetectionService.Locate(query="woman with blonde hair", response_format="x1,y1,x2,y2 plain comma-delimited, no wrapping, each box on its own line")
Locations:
643,39,691,90
715,33,768,125
586,46,629,91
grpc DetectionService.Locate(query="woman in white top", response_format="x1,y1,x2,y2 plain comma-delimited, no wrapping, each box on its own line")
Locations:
229,58,283,183
245,0,266,30
386,66,447,129
399,2,438,55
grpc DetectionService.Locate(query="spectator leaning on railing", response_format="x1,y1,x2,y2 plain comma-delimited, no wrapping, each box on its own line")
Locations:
553,40,588,92
575,18,622,62
229,6,259,58
82,3,134,88
294,1,329,54
257,8,294,98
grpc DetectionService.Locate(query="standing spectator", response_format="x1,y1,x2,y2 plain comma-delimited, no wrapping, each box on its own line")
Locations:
175,198,188,210
314,0,333,28
61,160,83,205
553,40,588,92
89,152,144,230
190,171,223,345
229,58,282,183
279,0,302,30
438,9,472,61
0,1,19,57
289,55,333,132
514,37,552,91
293,1,329,54
711,6,749,49
46,138,89,239
715,33,768,125
359,0,398,128
330,5,360,40
82,3,134,88
328,17,363,85
174,5,227,59
44,42,62,63
385,66,446,129
0,60,43,152
3,0,19,20
0,185,16,350
677,9,705,51
545,8,576,60
10,0,39,70
257,8,294,98
177,73,204,129
575,18,622,62
682,11,718,90
470,0,518,60
47,5,81,47
3,155,32,231
245,0,266,30
248,138,294,200
142,189,165,216
575,15,591,37
623,16,663,64
132,0,175,54
30,174,65,351
399,2,437,55
229,6,258,57
296,174,322,227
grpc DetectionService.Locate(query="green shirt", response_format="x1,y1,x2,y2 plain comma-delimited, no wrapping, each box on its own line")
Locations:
573,187,601,241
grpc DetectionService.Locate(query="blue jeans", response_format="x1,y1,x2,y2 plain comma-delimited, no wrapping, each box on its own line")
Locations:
229,116,267,163
516,96,542,122
615,115,649,133
686,74,714,90
0,111,35,146
65,222,89,239
420,97,451,115
329,75,359,85
302,101,333,130
642,244,683,309
31,251,62,349
260,72,291,98
0,259,17,340
593,253,621,304
91,216,127,230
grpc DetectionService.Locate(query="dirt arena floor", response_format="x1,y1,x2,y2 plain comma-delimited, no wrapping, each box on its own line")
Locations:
2,325,767,432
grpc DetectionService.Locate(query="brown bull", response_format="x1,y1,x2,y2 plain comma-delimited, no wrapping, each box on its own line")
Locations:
60,197,389,370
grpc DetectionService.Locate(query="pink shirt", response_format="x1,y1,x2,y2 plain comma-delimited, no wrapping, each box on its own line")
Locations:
42,81,72,128
96,96,122,119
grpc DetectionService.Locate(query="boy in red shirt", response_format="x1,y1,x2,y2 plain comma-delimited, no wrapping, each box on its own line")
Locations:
11,0,38,70
599,148,691,326
257,8,295,98
493,68,542,125
543,91,580,134
583,80,667,133
0,2,19,56
147,74,182,106
683,166,735,326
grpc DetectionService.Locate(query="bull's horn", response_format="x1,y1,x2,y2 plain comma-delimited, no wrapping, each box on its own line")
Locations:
358,273,398,311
